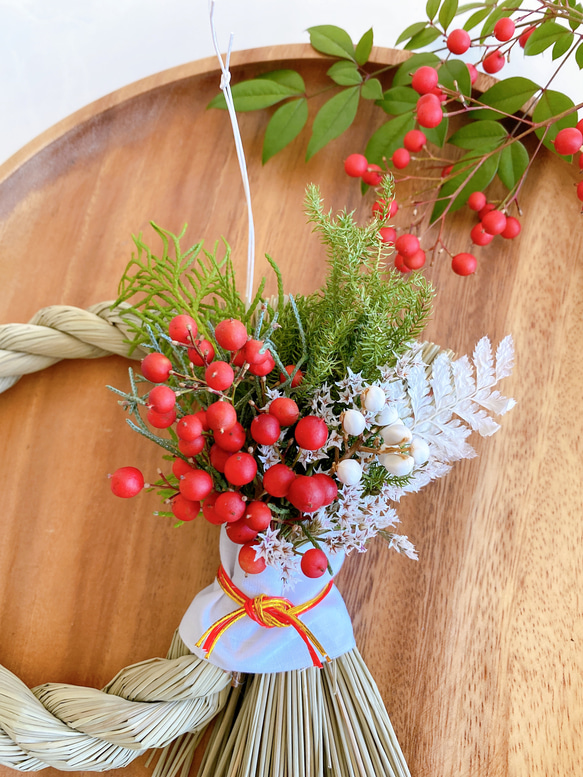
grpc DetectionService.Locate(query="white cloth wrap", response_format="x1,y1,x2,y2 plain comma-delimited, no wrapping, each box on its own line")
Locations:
179,527,356,673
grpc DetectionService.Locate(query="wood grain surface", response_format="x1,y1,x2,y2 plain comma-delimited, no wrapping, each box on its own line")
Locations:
0,44,581,777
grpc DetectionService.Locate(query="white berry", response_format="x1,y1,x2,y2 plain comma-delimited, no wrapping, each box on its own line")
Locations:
380,423,413,446
342,409,367,436
375,405,399,426
362,385,386,412
410,437,430,465
378,453,415,477
336,459,363,485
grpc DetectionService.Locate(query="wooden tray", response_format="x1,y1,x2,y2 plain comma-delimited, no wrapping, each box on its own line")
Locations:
0,44,581,777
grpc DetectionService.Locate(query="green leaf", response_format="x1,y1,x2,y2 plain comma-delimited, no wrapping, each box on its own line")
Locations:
533,89,577,150
497,141,529,190
438,59,472,99
355,28,374,65
577,40,583,68
552,30,574,59
365,113,417,164
431,150,501,221
260,70,305,92
306,87,360,160
392,52,440,86
449,120,508,149
208,79,301,111
475,77,539,120
377,86,419,115
262,99,308,163
426,0,441,20
423,114,449,147
307,25,355,61
524,20,570,56
405,26,442,49
464,7,490,30
327,61,363,85
395,21,427,45
569,3,582,31
439,0,459,30
361,78,384,100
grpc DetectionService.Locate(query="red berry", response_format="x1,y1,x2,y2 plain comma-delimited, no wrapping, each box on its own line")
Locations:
280,365,304,387
202,492,223,525
193,409,209,431
263,463,296,497
244,501,273,532
312,473,338,506
553,127,583,156
238,543,266,574
178,436,205,456
392,148,410,169
576,118,583,134
470,223,494,246
468,191,487,212
452,253,477,276
269,397,299,426
483,50,505,74
579,153,583,171
295,416,328,451
430,87,447,103
441,164,453,178
226,518,258,544
176,414,204,441
372,199,398,219
205,360,235,391
148,385,175,414
110,466,144,498
467,63,478,85
411,66,439,95
287,476,325,513
147,406,177,428
250,353,276,376
214,319,248,351
482,210,507,235
403,129,426,152
478,202,495,220
251,414,281,445
344,153,369,177
214,421,246,453
404,249,426,270
519,26,535,48
501,216,522,239
362,164,382,186
244,339,269,365
447,28,471,55
141,352,172,383
300,548,328,579
494,17,515,42
416,93,443,129
206,400,237,431
224,452,258,486
210,443,232,473
188,340,215,366
171,494,200,522
395,233,420,258
179,469,213,501
394,254,411,273
577,180,583,202
215,491,246,523
379,227,397,244
168,314,198,344
172,458,196,479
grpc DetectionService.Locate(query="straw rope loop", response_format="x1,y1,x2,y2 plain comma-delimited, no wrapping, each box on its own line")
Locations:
196,565,334,668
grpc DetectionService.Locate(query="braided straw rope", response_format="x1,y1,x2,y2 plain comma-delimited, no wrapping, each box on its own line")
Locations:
0,302,148,394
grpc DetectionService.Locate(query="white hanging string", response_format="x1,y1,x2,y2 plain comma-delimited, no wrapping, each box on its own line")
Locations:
209,0,256,306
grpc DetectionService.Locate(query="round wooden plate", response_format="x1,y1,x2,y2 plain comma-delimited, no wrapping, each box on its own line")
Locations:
0,44,581,777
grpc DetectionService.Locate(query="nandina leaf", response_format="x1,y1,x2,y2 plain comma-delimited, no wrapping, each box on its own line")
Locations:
262,99,308,163
577,41,583,68
306,87,360,160
448,120,508,149
430,150,501,222
377,86,419,116
524,20,570,56
473,77,539,120
327,61,363,86
308,25,355,61
464,7,491,31
361,78,384,101
569,3,583,31
260,70,306,92
355,28,374,65
208,79,301,111
365,112,417,164
423,114,449,147
405,26,442,50
533,89,577,151
438,59,471,99
426,0,441,21
439,0,459,31
552,30,574,59
392,52,440,86
395,21,427,46
497,141,529,191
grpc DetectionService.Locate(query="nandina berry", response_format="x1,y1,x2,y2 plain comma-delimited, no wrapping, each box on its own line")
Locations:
251,413,281,445
206,400,237,431
244,339,269,365
171,494,200,522
263,463,296,497
147,407,177,428
482,210,507,235
312,473,338,506
577,118,583,134
168,314,198,344
178,436,205,456
362,164,382,186
148,385,175,414
441,164,453,177
110,467,144,498
553,127,583,156
379,227,397,244
269,397,299,426
210,443,232,473
179,469,213,501
403,129,426,152
519,26,535,48
300,548,328,578
244,501,272,532
467,63,478,84
141,352,172,383
404,249,426,270
431,87,447,103
344,153,369,177
249,353,275,376
193,409,209,431
452,252,477,276
468,191,487,212
470,223,494,246
478,202,495,220
232,349,246,367
226,518,258,544
494,17,515,42
287,476,325,513
395,233,420,258
579,153,583,171
176,414,204,441
205,361,235,391
372,199,398,218
224,452,257,486
483,50,505,74
238,543,266,574
411,66,439,95
214,422,246,453
416,93,443,128
577,180,583,202
215,491,246,523
501,216,522,239
392,148,410,169
447,28,471,55
172,457,196,479
214,318,248,351
188,339,215,366
280,365,304,387
394,254,411,273
295,416,328,451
